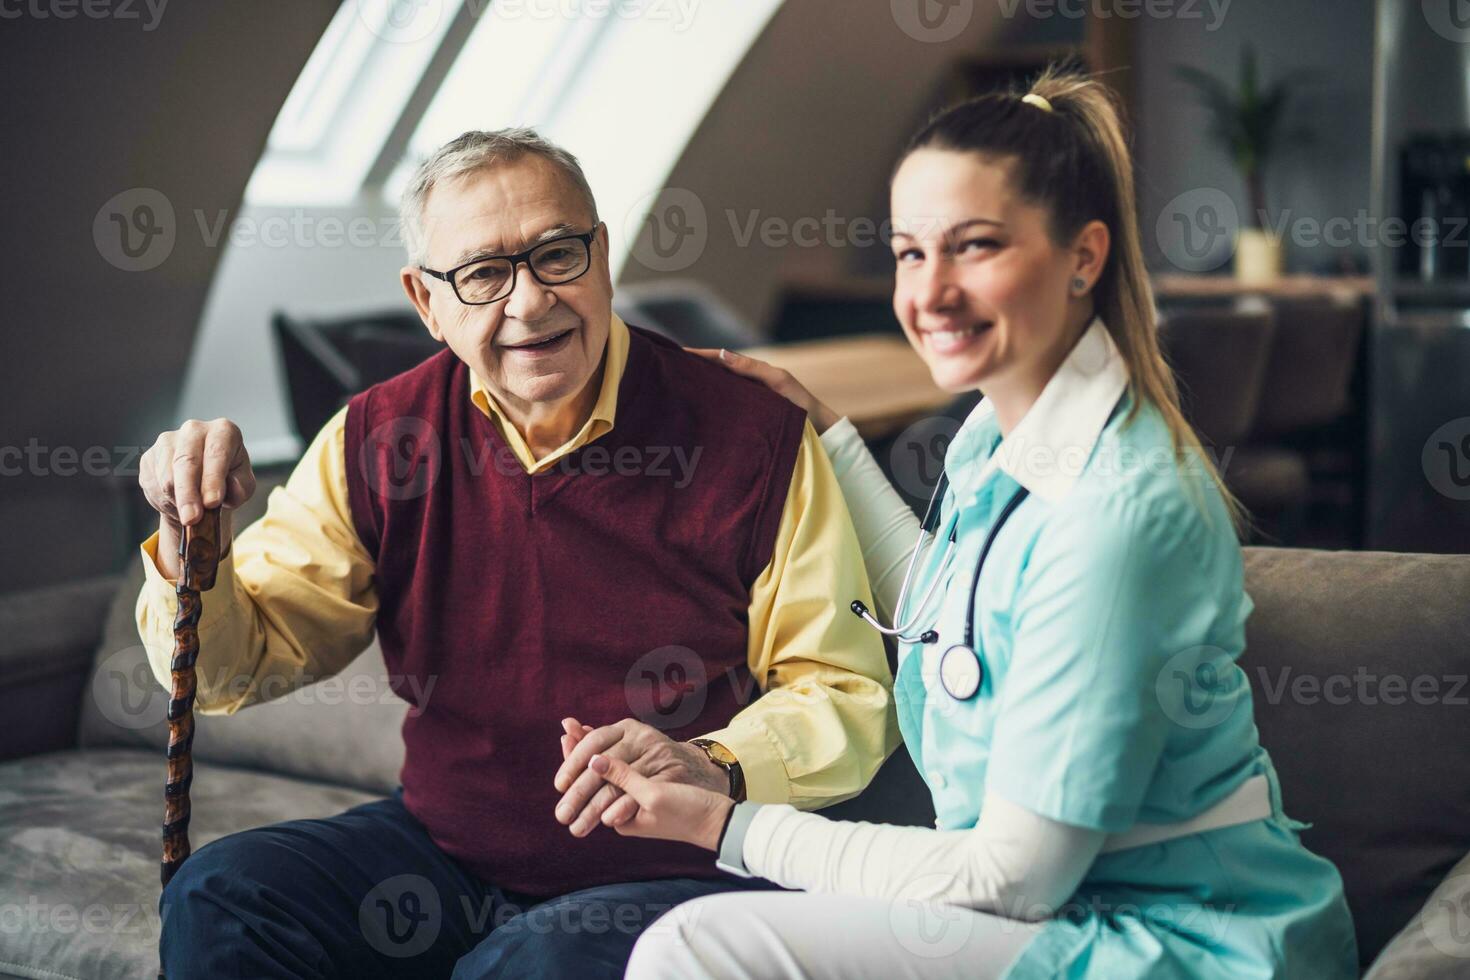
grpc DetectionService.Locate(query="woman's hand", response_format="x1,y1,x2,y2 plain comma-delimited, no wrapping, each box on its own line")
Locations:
688,348,841,434
585,753,735,852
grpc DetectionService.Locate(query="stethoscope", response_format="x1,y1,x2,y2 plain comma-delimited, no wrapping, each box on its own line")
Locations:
851,474,1030,701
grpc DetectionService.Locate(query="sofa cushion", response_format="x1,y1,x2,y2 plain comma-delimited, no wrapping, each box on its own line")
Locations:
1365,847,1470,979
77,469,407,796
0,748,382,980
1241,547,1470,966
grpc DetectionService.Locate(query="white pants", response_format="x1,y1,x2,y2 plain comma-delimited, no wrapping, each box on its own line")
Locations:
625,890,1044,980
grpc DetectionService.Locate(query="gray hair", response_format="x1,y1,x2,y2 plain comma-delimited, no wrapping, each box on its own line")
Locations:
399,127,599,265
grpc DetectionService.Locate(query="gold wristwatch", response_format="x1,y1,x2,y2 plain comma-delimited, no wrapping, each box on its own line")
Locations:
689,738,746,802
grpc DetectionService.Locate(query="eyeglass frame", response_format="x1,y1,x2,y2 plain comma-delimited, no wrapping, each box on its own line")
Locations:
418,226,600,306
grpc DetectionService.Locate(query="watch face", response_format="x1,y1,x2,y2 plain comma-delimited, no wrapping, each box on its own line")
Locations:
939,643,982,700
699,741,738,767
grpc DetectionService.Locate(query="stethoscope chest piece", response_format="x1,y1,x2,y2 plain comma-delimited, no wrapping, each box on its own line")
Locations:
938,643,983,701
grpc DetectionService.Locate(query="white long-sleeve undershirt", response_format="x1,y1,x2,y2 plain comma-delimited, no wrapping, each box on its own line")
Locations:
724,418,1106,918
818,417,924,625
737,795,1104,920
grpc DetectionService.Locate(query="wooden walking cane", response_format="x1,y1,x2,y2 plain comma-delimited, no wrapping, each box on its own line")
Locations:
161,508,221,887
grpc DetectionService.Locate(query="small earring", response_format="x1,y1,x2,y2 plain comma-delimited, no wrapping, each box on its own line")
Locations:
1072,277,1087,294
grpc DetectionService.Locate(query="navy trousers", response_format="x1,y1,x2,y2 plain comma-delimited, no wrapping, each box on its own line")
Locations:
159,789,776,979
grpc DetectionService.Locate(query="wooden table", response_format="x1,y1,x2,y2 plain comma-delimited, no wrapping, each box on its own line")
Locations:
1153,274,1373,303
739,333,951,440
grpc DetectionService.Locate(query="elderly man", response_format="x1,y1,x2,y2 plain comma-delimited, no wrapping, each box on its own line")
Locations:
135,128,897,979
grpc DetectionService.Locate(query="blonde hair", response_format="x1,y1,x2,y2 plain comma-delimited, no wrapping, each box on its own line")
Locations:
899,65,1247,533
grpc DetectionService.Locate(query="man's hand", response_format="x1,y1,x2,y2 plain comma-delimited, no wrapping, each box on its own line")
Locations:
553,717,729,838
583,752,735,851
139,418,255,578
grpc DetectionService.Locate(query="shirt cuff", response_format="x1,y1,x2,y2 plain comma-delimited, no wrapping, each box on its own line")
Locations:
138,529,238,637
818,416,861,457
691,722,791,805
715,801,763,877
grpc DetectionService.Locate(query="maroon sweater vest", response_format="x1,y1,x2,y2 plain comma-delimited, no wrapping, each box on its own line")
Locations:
343,325,806,895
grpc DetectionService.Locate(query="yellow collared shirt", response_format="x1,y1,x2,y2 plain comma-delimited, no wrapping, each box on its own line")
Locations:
136,315,899,808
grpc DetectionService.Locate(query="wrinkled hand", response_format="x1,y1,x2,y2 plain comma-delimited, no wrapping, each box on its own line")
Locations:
139,417,255,578
553,717,729,838
687,348,840,434
584,752,734,851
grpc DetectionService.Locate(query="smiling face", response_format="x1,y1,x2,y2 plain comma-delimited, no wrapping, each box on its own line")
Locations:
889,148,1106,408
401,154,613,420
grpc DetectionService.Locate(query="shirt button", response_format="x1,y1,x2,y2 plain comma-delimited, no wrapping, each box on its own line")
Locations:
928,770,947,790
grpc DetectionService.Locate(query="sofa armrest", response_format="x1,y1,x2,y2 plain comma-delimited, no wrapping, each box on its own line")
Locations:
1365,850,1470,979
0,574,121,761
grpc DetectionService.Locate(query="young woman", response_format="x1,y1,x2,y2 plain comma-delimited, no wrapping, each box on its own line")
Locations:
571,69,1359,978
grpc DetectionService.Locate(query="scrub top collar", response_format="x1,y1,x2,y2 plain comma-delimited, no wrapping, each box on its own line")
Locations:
945,315,1130,505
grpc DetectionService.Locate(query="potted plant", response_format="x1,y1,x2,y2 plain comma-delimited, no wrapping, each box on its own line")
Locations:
1175,45,1315,283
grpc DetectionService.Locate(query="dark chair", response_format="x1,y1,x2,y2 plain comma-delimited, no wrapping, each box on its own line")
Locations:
1250,297,1365,440
1159,305,1312,538
612,279,760,350
273,310,442,445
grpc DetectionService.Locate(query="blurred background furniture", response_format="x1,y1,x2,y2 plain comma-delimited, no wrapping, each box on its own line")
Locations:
2,476,1468,978
1156,291,1369,547
273,309,441,447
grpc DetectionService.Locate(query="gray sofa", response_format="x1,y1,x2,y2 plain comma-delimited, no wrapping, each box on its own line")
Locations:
2,494,1468,977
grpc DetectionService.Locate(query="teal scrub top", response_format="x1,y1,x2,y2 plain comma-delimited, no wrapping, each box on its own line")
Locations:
893,332,1358,978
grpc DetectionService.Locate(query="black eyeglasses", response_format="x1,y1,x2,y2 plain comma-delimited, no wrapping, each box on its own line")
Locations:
420,227,598,306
